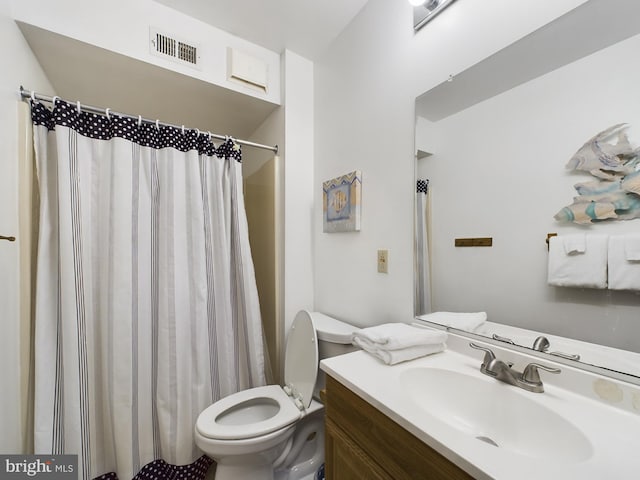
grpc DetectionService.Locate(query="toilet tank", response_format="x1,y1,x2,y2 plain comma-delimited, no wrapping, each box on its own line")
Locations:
303,312,359,399
313,313,358,360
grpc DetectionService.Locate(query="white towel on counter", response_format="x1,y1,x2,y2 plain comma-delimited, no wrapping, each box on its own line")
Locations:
352,323,447,350
416,311,487,332
608,235,640,290
351,323,447,365
547,234,608,288
353,338,445,365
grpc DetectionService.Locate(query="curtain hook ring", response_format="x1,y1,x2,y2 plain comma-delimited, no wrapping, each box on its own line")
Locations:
155,119,160,130
30,91,36,102
105,108,111,120
52,96,60,106
138,115,142,127
77,101,82,114
181,125,185,135
208,131,212,141
196,128,200,136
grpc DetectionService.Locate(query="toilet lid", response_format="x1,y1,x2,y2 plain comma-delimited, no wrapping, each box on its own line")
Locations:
311,312,355,344
284,311,319,409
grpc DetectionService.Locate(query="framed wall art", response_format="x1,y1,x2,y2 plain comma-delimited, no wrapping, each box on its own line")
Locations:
323,170,362,233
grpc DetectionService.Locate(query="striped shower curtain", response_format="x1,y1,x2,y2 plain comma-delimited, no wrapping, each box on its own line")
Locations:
31,100,266,480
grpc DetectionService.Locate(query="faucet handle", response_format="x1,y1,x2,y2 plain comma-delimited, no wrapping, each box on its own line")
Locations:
522,362,561,384
532,336,550,352
492,333,515,345
549,351,581,361
469,342,496,368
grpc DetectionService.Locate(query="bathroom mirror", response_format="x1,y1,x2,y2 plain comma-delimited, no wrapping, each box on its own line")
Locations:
414,0,640,384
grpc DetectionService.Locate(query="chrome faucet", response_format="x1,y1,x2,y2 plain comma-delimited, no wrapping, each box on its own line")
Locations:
469,343,560,393
532,336,582,361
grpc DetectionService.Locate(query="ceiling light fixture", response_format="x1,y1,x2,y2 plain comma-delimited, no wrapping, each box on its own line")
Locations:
412,0,457,31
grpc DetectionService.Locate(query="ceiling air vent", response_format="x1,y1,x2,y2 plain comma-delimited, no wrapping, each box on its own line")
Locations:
227,48,268,93
150,28,200,68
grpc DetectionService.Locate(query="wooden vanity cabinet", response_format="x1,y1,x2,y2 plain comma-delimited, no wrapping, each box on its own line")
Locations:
323,375,474,480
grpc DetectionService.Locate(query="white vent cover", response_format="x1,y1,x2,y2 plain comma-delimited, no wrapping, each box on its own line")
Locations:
150,28,200,68
227,47,268,93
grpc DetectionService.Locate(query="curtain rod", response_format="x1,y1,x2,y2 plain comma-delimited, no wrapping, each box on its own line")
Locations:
19,86,278,154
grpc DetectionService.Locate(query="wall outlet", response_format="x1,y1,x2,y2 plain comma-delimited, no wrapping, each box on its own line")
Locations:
377,249,389,273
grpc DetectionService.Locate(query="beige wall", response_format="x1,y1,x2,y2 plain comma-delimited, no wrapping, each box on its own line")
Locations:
244,156,283,384
0,4,54,453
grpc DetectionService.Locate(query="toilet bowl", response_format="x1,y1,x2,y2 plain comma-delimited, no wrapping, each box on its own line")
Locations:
195,310,357,480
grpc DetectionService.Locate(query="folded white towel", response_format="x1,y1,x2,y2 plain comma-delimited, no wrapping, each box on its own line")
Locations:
562,234,586,254
547,234,608,288
352,323,447,350
416,311,487,332
624,235,640,261
353,337,445,365
609,235,640,290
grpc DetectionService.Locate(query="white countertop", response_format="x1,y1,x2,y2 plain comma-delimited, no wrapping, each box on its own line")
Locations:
320,333,640,479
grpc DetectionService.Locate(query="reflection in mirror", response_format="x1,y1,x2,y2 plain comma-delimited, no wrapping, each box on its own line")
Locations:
414,175,432,315
412,0,458,32
414,0,640,383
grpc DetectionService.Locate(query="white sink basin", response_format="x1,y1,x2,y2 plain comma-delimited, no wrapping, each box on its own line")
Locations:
399,367,593,463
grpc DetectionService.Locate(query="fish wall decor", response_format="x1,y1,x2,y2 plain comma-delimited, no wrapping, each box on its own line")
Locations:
555,124,640,224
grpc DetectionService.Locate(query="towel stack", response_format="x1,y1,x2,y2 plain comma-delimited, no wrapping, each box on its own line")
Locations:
416,311,487,332
352,323,447,365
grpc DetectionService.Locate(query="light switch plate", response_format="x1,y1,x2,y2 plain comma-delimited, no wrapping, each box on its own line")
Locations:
377,249,388,273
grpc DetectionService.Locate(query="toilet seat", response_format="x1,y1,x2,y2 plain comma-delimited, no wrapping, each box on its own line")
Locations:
196,312,319,442
196,385,302,440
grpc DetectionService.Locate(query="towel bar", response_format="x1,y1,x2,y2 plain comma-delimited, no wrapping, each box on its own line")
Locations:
455,237,492,247
545,233,557,250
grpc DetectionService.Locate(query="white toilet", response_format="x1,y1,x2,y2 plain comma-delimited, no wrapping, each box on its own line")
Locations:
195,310,357,480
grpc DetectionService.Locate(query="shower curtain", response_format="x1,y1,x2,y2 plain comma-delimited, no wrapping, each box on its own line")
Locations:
30,99,266,480
415,179,432,315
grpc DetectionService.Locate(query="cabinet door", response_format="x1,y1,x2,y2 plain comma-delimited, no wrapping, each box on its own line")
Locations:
324,376,474,480
325,419,391,480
